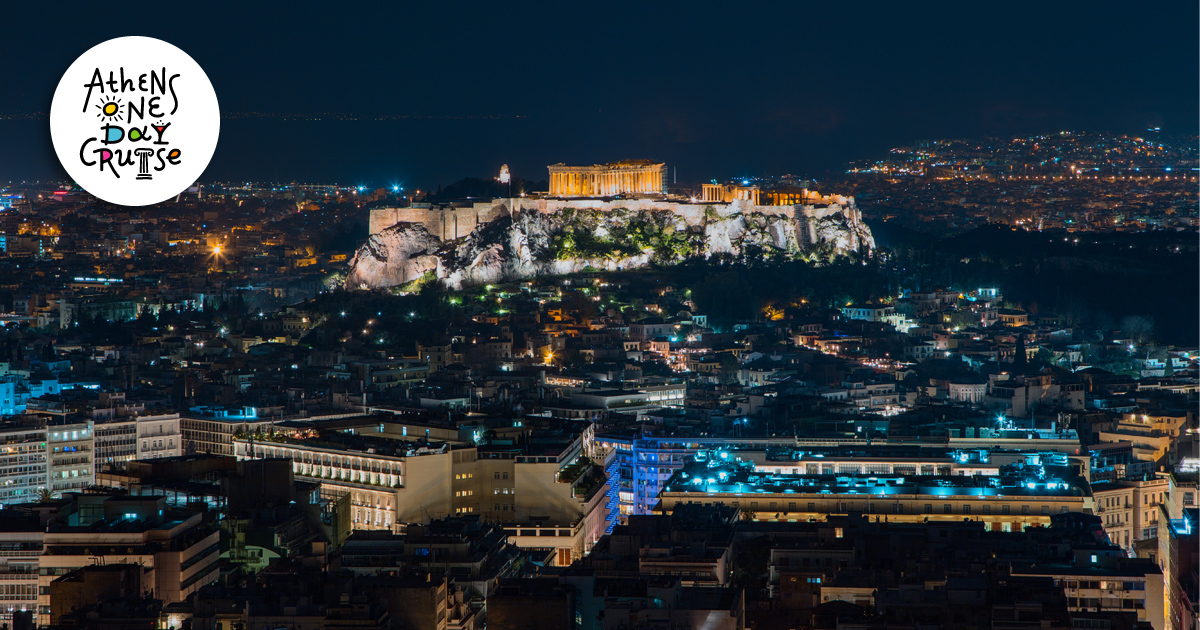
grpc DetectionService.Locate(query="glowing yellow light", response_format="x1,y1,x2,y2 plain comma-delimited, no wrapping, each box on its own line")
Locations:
213,246,222,255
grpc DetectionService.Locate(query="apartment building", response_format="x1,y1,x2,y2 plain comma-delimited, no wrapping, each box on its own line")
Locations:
0,421,49,504
1092,474,1172,551
94,413,182,473
46,420,93,495
232,423,614,566
37,495,219,615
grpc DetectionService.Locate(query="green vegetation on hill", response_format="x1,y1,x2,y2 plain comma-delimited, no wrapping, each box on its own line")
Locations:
550,230,640,261
547,208,705,263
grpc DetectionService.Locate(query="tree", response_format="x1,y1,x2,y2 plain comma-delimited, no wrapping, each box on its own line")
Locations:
1119,315,1154,345
691,271,757,331
945,309,979,330
1031,347,1056,369
1013,335,1028,371
415,279,451,322
718,353,741,385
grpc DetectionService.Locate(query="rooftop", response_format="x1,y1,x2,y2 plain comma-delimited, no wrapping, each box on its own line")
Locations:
662,450,1087,498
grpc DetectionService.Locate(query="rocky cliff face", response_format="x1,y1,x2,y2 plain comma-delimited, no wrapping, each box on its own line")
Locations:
346,201,874,290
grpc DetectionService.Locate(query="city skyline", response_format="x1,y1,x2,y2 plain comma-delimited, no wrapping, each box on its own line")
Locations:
0,4,1193,628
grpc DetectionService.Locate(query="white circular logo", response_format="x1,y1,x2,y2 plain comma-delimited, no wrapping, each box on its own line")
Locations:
50,36,220,206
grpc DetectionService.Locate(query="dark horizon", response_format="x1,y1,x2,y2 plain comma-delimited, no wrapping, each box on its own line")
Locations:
3,1,1196,188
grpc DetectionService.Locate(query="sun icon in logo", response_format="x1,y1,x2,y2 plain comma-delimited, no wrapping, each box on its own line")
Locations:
95,98,122,121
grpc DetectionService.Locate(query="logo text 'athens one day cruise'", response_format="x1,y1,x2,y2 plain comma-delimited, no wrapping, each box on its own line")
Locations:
50,36,220,207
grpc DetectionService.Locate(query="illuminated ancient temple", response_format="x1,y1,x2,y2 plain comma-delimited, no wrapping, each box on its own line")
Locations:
548,160,667,197
701,182,850,207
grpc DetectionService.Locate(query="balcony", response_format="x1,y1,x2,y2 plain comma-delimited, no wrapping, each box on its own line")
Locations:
0,573,38,580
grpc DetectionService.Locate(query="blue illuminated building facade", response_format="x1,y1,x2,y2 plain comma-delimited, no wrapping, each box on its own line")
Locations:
657,449,1090,530
592,434,831,520
592,429,1084,523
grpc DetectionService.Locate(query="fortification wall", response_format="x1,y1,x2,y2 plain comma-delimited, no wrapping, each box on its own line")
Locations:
369,207,431,235
370,203,510,240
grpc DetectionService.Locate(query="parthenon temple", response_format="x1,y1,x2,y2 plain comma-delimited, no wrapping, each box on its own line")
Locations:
548,160,667,197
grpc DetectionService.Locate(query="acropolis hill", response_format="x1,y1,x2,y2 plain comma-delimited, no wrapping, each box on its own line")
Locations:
346,161,875,290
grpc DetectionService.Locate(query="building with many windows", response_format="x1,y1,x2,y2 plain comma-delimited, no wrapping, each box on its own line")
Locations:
232,419,616,566
93,413,182,474
34,494,219,619
1092,474,1171,552
0,510,41,626
0,421,49,504
655,450,1091,531
181,407,360,457
46,420,93,495
589,432,1087,523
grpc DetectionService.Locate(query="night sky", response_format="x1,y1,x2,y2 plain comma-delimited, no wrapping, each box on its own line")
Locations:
4,1,1196,189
